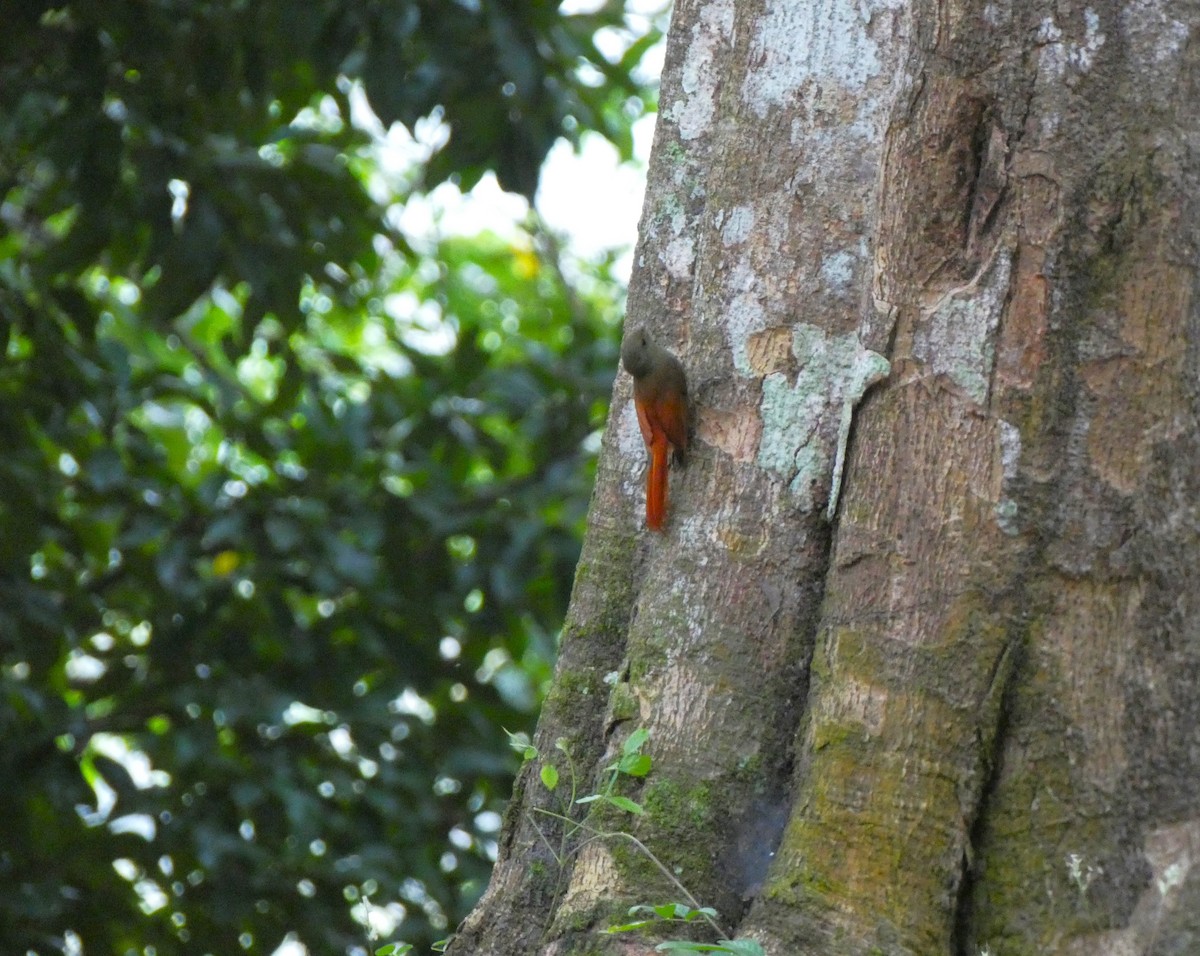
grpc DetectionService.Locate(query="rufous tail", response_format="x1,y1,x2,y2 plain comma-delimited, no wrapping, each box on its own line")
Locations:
646,435,668,531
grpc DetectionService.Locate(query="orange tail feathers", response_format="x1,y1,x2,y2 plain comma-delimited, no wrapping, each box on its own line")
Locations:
646,435,668,531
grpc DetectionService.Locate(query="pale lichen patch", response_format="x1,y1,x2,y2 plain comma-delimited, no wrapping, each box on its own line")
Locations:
758,375,823,510
1120,0,1188,68
720,204,756,246
1036,18,1065,75
915,251,1011,407
664,235,696,280
1072,9,1106,72
998,420,1021,483
618,399,648,506
995,420,1022,534
726,260,768,375
821,248,857,294
826,348,891,521
742,0,888,118
757,325,890,513
672,0,735,140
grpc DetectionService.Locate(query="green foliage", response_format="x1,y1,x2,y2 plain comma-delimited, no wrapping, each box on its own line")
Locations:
607,902,720,933
607,902,766,955
576,725,652,814
522,727,654,873
0,1,659,954
509,731,763,955
375,944,413,956
654,941,766,955
374,942,447,956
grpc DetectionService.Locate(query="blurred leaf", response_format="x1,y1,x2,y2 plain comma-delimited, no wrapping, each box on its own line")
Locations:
0,1,657,953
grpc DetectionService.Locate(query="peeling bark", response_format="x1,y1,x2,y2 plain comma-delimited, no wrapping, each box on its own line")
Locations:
451,0,1200,953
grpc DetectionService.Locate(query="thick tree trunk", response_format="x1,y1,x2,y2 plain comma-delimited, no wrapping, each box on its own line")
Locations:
450,0,1200,953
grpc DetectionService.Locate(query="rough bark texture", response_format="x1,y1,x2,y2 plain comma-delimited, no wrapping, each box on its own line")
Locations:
451,0,1200,953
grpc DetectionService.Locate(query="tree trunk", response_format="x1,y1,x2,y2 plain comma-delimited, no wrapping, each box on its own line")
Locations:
449,0,1200,953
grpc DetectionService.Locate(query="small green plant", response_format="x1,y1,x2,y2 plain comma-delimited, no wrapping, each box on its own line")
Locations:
606,901,720,934
654,942,765,955
370,728,763,956
372,936,450,955
511,727,763,956
575,725,653,814
606,902,764,953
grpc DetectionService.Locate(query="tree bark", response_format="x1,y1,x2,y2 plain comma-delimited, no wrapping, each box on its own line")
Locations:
450,0,1200,953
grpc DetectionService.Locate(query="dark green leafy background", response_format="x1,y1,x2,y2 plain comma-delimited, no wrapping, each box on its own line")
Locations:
0,1,657,953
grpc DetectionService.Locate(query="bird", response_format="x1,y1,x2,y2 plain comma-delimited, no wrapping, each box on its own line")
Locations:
620,326,689,531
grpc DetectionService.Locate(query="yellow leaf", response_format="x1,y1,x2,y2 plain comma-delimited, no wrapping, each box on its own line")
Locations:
512,249,539,279
212,550,240,576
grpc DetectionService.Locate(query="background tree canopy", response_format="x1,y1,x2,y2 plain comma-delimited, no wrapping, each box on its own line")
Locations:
0,2,658,953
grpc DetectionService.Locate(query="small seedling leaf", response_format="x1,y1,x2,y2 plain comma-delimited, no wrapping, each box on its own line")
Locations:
605,794,645,815
619,753,653,777
503,728,537,760
540,764,559,791
605,919,657,933
717,940,766,956
623,727,650,755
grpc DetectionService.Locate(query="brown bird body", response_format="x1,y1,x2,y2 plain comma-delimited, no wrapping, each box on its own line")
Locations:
621,327,688,531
